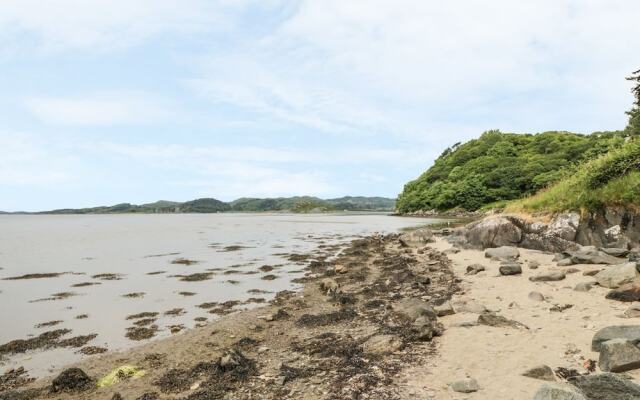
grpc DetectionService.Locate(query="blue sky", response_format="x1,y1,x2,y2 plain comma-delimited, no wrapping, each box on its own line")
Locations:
1,0,639,211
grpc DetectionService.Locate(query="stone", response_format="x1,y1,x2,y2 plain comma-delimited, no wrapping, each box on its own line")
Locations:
522,365,556,381
362,334,403,355
499,263,522,276
319,278,339,294
528,260,541,269
557,258,575,267
51,368,92,393
449,378,479,393
592,325,640,351
532,383,586,400
465,263,486,275
625,303,640,318
394,298,437,321
606,284,640,302
529,271,566,282
599,338,640,372
583,269,602,277
443,247,460,254
477,312,527,329
574,282,593,292
334,264,347,274
529,291,546,301
485,246,520,260
547,213,580,241
411,316,442,341
399,228,434,247
595,262,639,289
601,247,630,257
566,246,623,265
466,217,522,248
455,301,489,314
434,302,455,317
569,372,640,399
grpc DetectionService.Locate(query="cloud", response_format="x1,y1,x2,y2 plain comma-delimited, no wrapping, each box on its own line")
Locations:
24,92,177,126
0,132,73,185
0,0,256,54
192,0,640,137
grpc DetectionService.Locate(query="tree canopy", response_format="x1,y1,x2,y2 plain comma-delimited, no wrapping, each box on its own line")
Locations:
627,69,640,136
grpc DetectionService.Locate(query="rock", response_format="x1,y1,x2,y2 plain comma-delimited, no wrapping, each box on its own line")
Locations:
477,312,527,329
595,262,639,289
566,246,623,265
465,263,486,275
528,260,541,269
51,368,92,393
547,212,580,241
529,271,566,282
449,378,479,393
319,278,339,294
466,217,522,248
583,269,602,276
334,264,347,274
394,298,437,321
522,365,556,381
601,247,630,257
625,303,640,318
362,334,403,355
532,382,586,400
399,228,434,247
558,258,575,267
592,325,640,351
574,282,593,292
499,263,522,276
455,301,489,314
599,338,640,372
529,291,546,301
411,316,442,341
569,372,640,399
485,246,520,260
443,247,460,254
565,268,581,274
606,284,640,302
434,302,455,317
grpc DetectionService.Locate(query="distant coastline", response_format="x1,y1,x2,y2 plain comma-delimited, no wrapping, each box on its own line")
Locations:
1,196,396,215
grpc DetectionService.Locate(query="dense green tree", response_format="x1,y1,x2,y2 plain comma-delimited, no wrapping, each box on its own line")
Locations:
627,69,640,136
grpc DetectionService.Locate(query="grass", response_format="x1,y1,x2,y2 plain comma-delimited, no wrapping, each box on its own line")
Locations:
507,139,640,213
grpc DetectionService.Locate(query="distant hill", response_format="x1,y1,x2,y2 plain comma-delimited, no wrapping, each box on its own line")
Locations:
19,196,395,214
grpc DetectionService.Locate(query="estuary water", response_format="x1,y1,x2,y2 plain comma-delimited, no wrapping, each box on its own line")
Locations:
0,213,440,376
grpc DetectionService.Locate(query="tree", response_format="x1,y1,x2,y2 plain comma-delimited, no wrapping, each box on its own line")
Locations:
626,69,640,136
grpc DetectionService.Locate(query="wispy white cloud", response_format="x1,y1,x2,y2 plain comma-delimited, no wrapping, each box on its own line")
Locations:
24,92,178,126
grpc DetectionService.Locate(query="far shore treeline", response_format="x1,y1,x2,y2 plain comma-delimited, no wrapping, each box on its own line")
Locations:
3,196,396,215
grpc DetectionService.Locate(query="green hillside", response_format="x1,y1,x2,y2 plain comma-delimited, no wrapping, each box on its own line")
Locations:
396,130,627,212
507,138,640,213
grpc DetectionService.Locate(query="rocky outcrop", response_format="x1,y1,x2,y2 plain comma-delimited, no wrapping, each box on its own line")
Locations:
450,207,640,253
594,262,639,289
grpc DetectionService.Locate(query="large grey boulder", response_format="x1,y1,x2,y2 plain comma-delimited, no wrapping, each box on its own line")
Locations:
485,246,520,260
466,217,522,248
601,247,630,257
465,263,486,275
595,262,639,289
569,372,640,400
362,334,403,355
565,246,622,265
547,213,580,241
399,228,434,247
592,325,640,351
533,383,586,400
599,338,640,372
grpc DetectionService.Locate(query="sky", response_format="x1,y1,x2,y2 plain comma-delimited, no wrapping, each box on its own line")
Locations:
1,0,639,211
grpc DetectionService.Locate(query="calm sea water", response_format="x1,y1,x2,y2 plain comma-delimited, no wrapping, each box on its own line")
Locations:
0,213,440,376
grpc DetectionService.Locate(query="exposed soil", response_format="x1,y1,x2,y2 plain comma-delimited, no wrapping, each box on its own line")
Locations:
2,233,458,400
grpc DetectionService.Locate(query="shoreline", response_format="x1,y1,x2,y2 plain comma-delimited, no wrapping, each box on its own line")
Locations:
2,232,458,399
5,230,639,399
